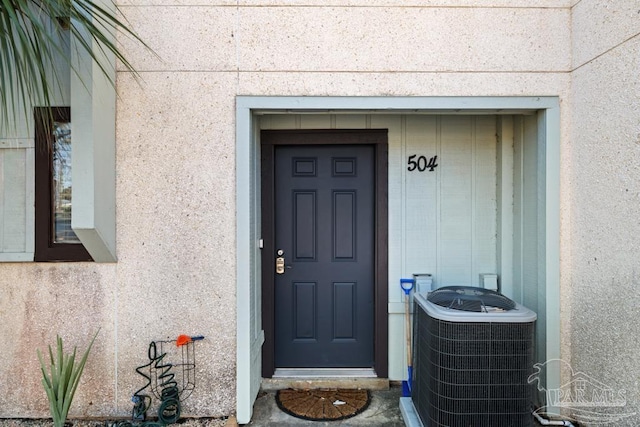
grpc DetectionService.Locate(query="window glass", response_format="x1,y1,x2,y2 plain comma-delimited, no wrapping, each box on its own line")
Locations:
52,120,80,243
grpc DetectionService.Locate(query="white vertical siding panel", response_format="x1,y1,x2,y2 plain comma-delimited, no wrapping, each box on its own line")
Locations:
512,117,525,303
263,114,368,130
522,115,539,314
299,115,331,129
261,115,298,129
439,116,474,285
387,311,405,381
335,115,367,129
404,116,438,281
257,116,270,130
473,116,498,284
497,116,515,298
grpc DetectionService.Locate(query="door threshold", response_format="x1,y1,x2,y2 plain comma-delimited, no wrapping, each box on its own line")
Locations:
273,368,377,378
263,369,389,391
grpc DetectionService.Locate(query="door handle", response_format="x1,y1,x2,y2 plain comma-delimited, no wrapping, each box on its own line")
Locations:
276,249,285,274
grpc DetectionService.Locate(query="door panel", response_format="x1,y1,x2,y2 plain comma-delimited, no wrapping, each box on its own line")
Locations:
274,144,374,368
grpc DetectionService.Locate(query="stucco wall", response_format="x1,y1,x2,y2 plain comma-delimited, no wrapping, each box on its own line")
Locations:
569,1,640,424
0,0,585,421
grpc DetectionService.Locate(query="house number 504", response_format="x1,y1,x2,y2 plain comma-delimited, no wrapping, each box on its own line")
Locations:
407,155,438,172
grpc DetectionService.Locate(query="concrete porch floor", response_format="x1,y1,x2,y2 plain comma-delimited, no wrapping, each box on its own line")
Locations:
244,386,405,426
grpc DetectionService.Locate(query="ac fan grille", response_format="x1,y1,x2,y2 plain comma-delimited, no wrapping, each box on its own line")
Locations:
412,306,536,427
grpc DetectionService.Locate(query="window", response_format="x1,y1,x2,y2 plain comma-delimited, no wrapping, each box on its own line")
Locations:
34,107,92,261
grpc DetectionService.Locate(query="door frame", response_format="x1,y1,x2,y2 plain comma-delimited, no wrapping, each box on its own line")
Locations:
260,129,389,378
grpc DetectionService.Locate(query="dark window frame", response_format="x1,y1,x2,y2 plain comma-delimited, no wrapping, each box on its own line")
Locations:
34,107,92,262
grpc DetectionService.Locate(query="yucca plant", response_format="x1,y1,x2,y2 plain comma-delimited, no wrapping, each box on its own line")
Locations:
37,331,99,427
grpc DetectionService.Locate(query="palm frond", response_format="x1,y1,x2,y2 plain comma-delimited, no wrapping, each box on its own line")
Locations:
0,0,154,134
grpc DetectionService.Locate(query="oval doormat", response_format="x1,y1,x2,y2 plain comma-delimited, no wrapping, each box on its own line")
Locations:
275,389,371,421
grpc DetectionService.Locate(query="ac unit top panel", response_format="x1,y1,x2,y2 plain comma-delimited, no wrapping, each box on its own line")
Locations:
415,293,537,323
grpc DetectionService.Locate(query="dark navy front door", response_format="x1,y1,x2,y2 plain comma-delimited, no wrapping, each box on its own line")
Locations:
274,144,375,368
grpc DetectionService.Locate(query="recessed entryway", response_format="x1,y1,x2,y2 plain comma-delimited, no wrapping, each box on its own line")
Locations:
236,96,560,424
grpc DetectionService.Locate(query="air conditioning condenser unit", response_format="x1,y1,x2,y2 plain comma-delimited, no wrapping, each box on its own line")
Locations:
402,286,537,427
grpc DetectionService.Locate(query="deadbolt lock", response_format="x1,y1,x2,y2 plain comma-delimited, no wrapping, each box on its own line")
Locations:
276,250,285,274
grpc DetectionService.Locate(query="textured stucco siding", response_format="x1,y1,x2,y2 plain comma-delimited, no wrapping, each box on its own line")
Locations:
569,0,640,424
